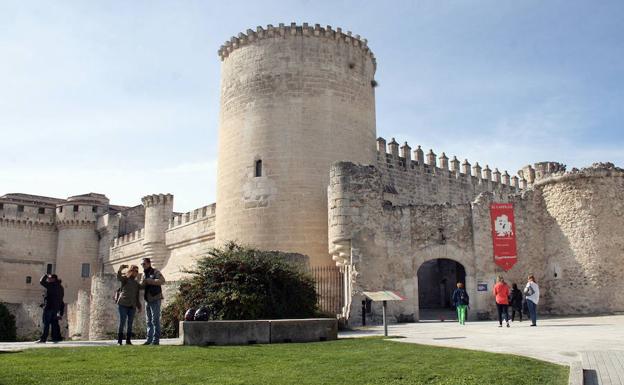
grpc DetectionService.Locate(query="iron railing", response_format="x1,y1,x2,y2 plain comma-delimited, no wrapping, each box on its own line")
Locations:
309,266,344,316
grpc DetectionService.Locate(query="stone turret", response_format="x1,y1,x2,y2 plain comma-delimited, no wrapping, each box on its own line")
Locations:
141,194,173,268
533,162,566,181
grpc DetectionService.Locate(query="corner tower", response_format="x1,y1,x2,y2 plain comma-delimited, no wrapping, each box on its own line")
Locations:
55,193,108,303
215,23,377,266
141,194,173,268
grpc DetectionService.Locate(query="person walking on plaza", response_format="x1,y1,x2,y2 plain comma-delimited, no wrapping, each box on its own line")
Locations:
37,274,64,343
510,283,523,322
140,257,166,345
524,274,540,326
493,276,510,328
116,264,142,345
451,282,470,325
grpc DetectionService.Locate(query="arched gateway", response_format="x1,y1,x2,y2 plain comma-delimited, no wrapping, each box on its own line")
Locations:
417,258,466,321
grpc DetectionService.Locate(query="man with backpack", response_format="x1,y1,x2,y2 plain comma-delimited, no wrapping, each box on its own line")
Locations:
140,258,166,345
451,282,469,325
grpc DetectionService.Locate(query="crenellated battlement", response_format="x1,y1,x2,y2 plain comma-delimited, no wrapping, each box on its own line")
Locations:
168,204,216,230
217,22,376,68
0,216,56,230
377,137,526,192
55,203,99,227
533,162,624,187
0,202,56,225
519,162,566,186
112,228,145,248
141,194,173,208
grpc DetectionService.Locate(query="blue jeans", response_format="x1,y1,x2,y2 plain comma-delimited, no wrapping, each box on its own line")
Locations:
145,300,161,343
117,305,136,339
527,299,538,325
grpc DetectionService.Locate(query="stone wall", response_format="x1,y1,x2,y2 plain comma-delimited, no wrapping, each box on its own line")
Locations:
5,302,44,340
87,272,180,340
0,221,57,303
164,204,216,280
107,202,216,279
329,160,624,325
67,288,91,339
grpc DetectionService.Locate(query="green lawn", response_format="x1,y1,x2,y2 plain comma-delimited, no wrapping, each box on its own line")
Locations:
0,338,568,385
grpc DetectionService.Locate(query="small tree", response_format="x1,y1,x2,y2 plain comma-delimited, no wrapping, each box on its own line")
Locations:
0,303,17,342
162,242,318,336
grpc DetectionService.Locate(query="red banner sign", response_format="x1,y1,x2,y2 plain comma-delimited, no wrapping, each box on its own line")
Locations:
490,203,517,271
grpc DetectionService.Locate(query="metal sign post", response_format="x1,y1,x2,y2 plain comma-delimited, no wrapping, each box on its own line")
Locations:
382,300,388,336
362,291,406,337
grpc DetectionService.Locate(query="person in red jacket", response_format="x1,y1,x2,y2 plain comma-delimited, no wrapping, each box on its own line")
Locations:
493,275,510,328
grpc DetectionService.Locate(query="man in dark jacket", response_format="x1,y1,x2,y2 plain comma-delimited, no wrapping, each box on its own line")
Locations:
140,258,166,345
37,274,64,343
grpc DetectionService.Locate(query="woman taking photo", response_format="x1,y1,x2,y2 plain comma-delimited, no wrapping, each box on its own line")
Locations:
116,264,142,345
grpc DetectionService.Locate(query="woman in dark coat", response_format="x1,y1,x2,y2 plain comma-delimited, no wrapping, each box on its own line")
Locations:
510,283,523,322
116,264,142,345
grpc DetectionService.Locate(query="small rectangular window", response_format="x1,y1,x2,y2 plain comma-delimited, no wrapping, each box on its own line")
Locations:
38,207,45,214
46,264,54,274
73,205,79,212
255,160,262,177
0,203,3,210
58,206,63,213
92,206,98,213
81,263,90,278
26,276,32,284
17,205,24,212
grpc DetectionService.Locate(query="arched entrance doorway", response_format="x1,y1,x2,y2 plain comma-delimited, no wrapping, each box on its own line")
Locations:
417,258,466,321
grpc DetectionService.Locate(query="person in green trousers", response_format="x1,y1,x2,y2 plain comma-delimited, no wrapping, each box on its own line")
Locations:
452,282,470,325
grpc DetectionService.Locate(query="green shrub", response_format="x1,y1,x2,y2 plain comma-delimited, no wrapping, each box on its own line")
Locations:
162,242,318,337
0,302,17,342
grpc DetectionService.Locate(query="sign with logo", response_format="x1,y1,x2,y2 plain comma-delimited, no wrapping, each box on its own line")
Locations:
477,283,488,292
490,203,517,271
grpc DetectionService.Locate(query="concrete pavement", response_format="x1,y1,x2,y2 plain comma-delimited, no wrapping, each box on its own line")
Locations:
342,315,624,384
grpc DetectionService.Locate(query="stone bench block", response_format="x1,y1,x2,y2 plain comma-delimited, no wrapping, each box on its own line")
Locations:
180,320,270,346
270,318,338,343
180,318,338,346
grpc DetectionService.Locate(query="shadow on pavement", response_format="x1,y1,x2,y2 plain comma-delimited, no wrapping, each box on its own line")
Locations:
583,369,599,385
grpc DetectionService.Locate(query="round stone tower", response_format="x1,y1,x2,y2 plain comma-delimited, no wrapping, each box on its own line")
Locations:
55,193,108,303
215,23,378,266
536,163,624,313
141,194,174,268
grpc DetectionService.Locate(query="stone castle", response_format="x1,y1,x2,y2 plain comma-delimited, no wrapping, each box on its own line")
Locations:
1,23,623,339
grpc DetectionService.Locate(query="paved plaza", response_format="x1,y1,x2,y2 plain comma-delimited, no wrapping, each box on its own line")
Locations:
343,315,624,384
1,315,623,384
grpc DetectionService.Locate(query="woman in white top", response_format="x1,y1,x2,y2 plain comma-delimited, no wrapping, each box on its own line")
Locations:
524,274,540,326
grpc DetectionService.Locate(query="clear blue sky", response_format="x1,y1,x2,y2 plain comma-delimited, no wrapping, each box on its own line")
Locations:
1,1,622,211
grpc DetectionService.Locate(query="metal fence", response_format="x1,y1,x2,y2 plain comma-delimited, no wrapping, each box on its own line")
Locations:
309,266,344,316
